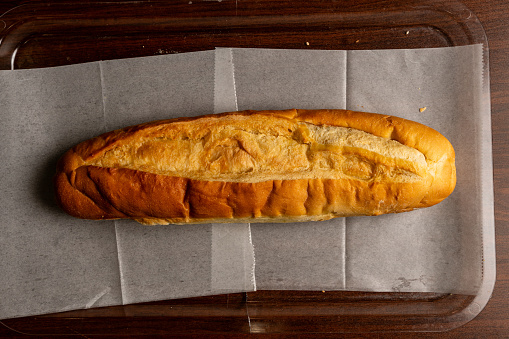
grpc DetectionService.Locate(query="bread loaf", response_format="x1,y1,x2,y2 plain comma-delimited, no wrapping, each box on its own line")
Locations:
54,109,456,225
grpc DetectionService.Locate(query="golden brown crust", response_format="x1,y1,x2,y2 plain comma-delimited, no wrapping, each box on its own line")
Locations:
291,109,456,207
54,109,456,225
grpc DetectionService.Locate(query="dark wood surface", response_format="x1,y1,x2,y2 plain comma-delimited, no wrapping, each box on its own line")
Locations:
0,0,508,337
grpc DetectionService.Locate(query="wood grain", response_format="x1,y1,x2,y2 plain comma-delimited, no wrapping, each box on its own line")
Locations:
0,0,507,337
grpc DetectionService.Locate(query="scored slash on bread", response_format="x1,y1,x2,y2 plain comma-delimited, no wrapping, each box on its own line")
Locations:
54,109,456,225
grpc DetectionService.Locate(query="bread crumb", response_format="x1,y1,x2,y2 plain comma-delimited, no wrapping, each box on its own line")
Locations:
406,31,410,35
305,42,310,46
322,290,325,293
419,107,427,113
355,39,360,43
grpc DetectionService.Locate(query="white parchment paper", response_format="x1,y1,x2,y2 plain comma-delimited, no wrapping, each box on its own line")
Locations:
227,46,485,294
0,44,489,319
0,51,256,319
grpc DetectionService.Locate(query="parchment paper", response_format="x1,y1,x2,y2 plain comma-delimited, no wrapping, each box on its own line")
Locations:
229,46,485,294
0,51,256,319
0,44,488,319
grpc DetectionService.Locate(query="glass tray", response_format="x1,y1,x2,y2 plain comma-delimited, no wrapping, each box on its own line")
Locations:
0,0,495,334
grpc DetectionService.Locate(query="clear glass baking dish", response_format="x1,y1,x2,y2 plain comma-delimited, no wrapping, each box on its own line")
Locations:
0,0,494,334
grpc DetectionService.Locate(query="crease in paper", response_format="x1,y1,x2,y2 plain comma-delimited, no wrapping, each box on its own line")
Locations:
211,48,256,293
85,287,112,309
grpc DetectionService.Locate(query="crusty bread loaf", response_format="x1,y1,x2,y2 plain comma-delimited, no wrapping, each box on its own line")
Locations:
54,109,456,225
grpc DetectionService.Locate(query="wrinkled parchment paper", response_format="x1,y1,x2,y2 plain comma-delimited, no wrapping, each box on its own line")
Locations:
0,44,490,319
229,46,486,294
0,51,256,319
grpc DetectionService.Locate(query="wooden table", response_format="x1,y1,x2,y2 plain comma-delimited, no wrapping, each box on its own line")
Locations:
0,0,507,337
